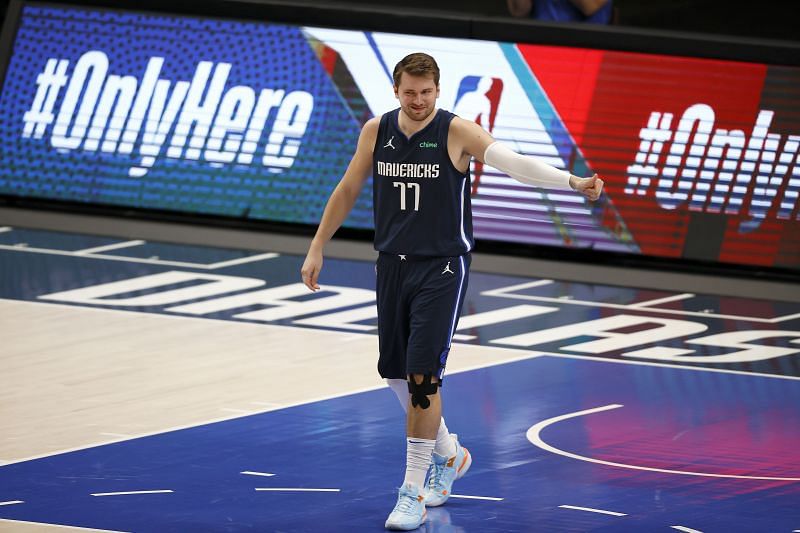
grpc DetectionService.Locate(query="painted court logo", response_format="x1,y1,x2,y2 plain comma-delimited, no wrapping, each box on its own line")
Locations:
21,50,315,177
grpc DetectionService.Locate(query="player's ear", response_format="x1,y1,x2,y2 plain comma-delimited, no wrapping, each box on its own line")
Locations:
394,85,399,99
436,85,440,98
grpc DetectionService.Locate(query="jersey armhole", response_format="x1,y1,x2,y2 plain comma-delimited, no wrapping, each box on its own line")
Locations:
444,114,471,178
369,115,388,157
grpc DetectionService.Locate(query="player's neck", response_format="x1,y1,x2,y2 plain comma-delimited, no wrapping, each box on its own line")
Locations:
398,108,438,138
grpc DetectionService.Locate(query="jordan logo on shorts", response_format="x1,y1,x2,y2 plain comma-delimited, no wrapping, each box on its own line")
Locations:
442,261,455,275
384,136,396,150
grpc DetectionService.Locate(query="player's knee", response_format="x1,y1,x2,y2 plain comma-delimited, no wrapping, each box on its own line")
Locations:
407,373,439,409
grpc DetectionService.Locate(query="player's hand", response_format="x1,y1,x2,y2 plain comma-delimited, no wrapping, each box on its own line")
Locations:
301,247,323,292
571,173,604,201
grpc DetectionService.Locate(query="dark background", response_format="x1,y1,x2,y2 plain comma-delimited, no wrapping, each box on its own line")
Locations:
364,0,799,42
1,0,798,42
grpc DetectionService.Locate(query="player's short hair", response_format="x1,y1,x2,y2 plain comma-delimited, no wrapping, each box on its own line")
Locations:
393,53,440,87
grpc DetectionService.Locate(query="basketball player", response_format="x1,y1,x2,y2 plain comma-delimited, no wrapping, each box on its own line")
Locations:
301,53,603,530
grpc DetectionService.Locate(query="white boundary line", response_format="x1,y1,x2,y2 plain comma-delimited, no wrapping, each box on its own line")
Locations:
0,500,24,506
539,350,800,382
206,252,280,268
90,490,174,497
773,311,800,322
74,240,146,255
482,284,800,324
671,526,704,533
0,226,12,233
527,405,800,481
484,279,554,292
450,494,504,501
0,519,130,532
255,488,339,492
241,471,275,477
558,504,626,516
0,244,279,270
629,293,695,308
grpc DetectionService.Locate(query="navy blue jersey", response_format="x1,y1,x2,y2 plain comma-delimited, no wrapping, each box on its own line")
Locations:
372,108,474,256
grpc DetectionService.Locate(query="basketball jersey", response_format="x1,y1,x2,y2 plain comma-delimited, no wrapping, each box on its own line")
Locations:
372,108,474,256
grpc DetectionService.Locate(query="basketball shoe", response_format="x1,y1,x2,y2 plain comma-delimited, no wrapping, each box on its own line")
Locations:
385,482,426,530
424,434,472,507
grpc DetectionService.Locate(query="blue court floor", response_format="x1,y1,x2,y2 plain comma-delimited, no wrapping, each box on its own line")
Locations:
1,226,799,532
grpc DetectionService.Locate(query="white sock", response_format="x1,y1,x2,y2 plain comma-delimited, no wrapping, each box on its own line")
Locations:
404,437,436,489
434,418,456,458
387,379,456,459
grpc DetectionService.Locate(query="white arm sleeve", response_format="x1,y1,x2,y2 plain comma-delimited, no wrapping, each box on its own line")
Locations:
483,141,572,190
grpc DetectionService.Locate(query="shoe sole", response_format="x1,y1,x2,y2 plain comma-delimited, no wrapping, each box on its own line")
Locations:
385,509,426,530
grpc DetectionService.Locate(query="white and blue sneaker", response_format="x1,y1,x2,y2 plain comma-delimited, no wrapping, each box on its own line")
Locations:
385,482,427,530
424,434,472,507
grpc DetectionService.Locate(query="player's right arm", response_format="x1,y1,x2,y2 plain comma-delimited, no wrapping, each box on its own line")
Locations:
301,117,379,291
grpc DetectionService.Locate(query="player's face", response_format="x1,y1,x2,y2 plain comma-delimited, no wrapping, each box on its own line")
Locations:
394,73,439,122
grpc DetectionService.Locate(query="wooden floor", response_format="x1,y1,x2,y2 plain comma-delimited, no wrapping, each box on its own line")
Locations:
1,299,538,466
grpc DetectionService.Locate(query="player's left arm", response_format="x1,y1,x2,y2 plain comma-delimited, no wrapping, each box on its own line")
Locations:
451,117,603,201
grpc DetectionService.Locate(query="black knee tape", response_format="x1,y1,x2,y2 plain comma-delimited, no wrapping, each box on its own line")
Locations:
408,374,439,409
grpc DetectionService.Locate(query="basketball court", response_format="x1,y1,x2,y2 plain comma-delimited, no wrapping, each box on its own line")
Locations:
1,224,798,532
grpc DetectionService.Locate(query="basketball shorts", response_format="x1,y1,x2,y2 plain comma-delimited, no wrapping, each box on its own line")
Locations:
375,252,471,381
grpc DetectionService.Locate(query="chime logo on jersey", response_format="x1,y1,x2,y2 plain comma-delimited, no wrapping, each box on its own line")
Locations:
21,50,315,177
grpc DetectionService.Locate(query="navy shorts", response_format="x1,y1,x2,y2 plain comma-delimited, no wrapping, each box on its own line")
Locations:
375,252,471,381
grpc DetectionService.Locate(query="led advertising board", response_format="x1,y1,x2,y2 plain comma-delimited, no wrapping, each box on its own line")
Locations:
1,5,797,269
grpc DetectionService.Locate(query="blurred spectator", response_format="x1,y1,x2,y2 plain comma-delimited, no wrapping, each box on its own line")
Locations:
507,0,613,24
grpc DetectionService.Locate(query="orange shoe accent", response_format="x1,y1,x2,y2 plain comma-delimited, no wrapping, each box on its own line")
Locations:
457,449,470,473
443,490,448,495
446,457,455,468
417,495,424,503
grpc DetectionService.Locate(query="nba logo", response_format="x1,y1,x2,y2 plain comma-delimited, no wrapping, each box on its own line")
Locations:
453,76,503,195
